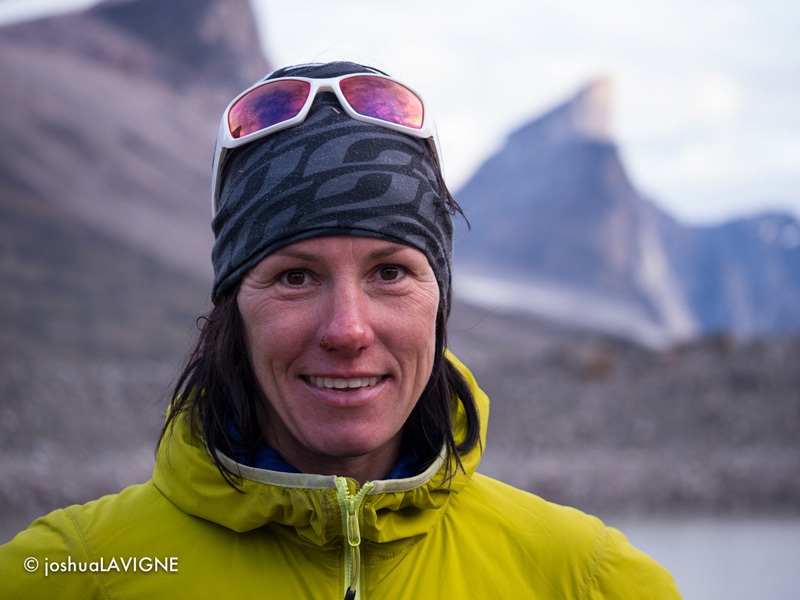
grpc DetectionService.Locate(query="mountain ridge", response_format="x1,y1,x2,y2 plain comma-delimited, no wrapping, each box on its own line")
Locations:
0,0,268,280
453,80,800,345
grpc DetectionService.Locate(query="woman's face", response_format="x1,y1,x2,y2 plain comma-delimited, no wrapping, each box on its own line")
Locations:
237,236,440,479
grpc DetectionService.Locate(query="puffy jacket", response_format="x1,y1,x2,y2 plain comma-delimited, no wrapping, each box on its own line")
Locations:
1,354,681,598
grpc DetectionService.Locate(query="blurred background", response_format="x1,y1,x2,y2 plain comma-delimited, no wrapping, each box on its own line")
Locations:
0,0,798,597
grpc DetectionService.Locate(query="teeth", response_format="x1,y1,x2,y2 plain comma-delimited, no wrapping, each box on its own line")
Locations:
308,376,380,389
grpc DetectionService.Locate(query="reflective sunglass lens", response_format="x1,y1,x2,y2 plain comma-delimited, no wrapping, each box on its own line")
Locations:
340,76,424,130
228,79,311,139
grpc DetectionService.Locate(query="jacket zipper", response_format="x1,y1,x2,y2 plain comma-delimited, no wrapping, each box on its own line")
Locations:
336,477,376,600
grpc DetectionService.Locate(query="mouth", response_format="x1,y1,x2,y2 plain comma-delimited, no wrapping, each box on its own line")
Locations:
302,375,385,390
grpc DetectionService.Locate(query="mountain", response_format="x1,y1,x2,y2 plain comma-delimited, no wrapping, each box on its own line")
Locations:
0,0,268,280
453,80,800,346
661,213,800,336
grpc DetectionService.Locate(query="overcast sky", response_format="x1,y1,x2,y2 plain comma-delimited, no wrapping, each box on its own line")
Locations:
2,0,798,224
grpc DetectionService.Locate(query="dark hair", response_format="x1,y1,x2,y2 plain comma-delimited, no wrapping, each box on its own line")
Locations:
158,282,481,487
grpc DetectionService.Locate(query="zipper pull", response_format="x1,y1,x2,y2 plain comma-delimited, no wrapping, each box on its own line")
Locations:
345,497,361,598
337,478,376,600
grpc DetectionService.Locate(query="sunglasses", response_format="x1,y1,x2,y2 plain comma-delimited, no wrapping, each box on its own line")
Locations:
211,72,443,216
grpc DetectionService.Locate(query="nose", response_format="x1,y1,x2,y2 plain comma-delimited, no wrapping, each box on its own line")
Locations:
317,282,374,355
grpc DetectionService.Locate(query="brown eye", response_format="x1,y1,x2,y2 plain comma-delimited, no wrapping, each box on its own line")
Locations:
379,266,401,281
284,271,306,286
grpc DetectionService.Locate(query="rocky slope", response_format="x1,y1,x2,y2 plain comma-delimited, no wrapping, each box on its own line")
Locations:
0,187,209,543
449,302,800,517
0,0,268,279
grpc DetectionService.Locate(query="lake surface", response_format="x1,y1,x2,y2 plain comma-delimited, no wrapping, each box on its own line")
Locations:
608,517,800,599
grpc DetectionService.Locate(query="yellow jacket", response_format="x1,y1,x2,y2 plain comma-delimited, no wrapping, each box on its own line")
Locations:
1,355,681,598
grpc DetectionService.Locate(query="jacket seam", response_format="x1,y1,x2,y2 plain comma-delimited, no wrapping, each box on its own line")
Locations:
364,525,427,563
63,508,113,600
577,525,608,600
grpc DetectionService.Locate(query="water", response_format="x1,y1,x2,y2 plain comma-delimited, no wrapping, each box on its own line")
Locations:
608,518,800,599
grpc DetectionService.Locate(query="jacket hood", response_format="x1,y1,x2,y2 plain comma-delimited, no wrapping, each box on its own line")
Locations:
152,352,489,549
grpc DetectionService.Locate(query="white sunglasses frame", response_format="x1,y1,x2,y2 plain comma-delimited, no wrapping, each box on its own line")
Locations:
211,73,444,216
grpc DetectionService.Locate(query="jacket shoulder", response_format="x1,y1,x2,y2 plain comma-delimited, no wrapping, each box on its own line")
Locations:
449,473,682,598
0,481,176,598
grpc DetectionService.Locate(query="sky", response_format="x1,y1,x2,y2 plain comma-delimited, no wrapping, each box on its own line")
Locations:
1,0,798,225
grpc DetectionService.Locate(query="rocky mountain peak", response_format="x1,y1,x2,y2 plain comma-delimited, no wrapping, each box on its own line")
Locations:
88,0,266,87
509,77,613,147
568,77,613,140
0,0,267,90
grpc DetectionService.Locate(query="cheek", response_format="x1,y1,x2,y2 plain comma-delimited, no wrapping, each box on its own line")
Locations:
268,320,315,362
390,291,439,374
238,295,310,374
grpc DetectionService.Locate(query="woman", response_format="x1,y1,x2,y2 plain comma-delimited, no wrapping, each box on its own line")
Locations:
1,61,681,598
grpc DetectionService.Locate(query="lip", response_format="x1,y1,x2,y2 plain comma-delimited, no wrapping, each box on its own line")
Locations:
305,374,383,389
299,373,390,408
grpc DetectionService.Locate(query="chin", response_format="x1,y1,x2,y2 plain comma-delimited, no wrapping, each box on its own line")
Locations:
307,427,400,461
310,438,387,460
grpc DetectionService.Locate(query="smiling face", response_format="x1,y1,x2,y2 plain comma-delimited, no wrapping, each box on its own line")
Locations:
236,236,440,481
